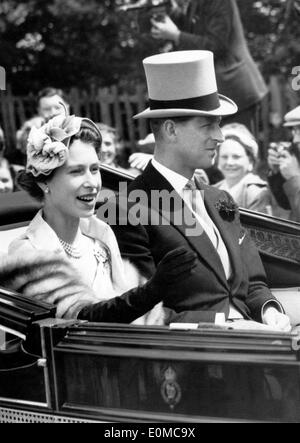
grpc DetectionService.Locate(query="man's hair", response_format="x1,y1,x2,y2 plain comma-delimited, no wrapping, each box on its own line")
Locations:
37,87,68,107
150,116,194,136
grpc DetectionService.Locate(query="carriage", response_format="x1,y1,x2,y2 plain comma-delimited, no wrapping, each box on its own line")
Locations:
0,165,300,423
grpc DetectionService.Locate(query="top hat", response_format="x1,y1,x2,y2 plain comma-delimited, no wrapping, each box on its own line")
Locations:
284,106,300,127
134,51,237,119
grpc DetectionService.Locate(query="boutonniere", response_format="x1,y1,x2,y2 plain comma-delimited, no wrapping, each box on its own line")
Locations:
215,198,238,222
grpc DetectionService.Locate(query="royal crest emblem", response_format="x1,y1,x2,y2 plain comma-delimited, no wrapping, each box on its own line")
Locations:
160,366,182,410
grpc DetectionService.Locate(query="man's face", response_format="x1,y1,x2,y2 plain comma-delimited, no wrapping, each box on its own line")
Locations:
174,116,224,171
292,125,300,144
38,95,69,121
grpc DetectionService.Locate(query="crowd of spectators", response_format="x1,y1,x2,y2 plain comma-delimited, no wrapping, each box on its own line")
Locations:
1,84,300,224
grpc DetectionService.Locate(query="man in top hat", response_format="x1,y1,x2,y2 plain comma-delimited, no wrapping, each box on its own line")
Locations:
99,50,290,331
268,105,300,222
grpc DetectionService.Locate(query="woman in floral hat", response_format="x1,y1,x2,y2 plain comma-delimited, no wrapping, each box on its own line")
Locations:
7,113,195,322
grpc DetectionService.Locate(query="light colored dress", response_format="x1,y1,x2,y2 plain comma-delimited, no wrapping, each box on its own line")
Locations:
9,210,139,301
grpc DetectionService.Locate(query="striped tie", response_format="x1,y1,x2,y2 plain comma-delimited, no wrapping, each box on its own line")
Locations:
183,179,219,249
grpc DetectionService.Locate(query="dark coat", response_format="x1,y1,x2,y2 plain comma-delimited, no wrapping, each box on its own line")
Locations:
99,162,278,324
172,0,268,111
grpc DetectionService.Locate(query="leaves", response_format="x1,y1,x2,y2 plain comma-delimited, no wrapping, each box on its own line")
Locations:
0,0,299,93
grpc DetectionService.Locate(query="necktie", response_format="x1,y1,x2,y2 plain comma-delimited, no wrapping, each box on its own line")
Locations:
183,179,219,248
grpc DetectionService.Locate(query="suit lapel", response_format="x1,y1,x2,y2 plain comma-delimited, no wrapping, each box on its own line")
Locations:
141,164,230,290
196,179,243,293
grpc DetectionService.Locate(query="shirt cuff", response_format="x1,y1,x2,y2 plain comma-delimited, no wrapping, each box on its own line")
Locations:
215,312,226,325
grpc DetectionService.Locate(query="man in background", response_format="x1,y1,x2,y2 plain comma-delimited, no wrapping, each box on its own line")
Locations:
37,87,70,122
151,0,268,136
267,106,300,222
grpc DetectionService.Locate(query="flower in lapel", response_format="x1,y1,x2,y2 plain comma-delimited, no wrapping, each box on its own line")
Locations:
215,198,238,222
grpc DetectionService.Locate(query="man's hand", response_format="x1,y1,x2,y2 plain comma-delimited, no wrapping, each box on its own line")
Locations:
129,153,153,171
279,150,300,181
149,247,197,293
267,147,281,173
151,16,180,43
262,306,291,332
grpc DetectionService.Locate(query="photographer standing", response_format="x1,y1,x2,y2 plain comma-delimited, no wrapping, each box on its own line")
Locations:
151,0,268,135
268,106,300,222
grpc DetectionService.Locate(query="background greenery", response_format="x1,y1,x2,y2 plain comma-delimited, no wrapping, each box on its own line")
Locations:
0,0,299,94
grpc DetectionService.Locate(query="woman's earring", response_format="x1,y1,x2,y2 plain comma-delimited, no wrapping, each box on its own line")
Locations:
45,186,50,194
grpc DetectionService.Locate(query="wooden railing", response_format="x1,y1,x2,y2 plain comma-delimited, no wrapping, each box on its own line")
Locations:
0,76,299,160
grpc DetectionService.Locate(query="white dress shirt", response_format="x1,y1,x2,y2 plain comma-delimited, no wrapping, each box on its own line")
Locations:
152,159,243,321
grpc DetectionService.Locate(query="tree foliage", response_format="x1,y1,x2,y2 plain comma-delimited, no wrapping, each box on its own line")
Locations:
0,0,299,94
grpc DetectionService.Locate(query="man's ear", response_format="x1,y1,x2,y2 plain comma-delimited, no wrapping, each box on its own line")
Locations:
163,119,177,139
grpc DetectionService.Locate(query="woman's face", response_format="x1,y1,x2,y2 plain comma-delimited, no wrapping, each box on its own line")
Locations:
0,162,14,193
101,130,116,166
46,140,101,220
218,139,252,183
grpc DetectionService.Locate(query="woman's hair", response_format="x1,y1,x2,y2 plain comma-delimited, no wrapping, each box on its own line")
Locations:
17,119,102,201
220,123,259,166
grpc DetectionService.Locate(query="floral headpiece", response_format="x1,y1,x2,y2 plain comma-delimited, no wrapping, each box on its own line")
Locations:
26,110,101,177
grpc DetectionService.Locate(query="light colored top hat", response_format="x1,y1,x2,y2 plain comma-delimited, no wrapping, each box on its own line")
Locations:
284,106,300,127
134,50,237,119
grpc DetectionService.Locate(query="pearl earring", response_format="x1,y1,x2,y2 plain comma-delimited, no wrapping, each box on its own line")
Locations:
45,186,50,194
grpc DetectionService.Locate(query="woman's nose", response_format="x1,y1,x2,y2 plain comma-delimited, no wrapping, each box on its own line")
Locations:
226,157,235,165
84,171,101,189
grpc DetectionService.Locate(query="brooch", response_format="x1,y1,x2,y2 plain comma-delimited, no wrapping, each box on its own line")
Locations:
215,198,238,222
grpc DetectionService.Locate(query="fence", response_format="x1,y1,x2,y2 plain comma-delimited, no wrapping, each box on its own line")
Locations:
0,84,150,159
0,76,299,161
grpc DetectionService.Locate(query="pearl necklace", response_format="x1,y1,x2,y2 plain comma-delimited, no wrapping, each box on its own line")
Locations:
59,238,82,259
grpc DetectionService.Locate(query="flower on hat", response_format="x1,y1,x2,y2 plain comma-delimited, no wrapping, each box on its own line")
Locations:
26,114,82,177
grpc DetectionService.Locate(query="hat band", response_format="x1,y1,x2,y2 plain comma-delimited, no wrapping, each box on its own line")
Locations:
149,92,220,112
285,119,300,125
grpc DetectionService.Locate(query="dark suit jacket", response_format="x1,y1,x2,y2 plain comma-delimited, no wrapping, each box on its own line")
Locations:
172,0,268,111
98,162,279,324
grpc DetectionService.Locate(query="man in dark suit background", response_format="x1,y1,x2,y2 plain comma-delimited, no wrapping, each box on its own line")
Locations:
98,50,290,331
151,0,268,136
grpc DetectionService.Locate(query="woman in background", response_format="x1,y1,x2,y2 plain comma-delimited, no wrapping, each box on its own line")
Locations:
0,157,15,194
215,123,272,215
